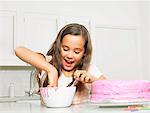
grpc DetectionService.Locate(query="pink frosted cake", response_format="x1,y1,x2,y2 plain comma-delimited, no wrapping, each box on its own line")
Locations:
91,80,150,103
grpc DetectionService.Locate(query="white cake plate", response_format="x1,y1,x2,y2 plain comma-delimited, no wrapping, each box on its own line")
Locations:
90,99,150,107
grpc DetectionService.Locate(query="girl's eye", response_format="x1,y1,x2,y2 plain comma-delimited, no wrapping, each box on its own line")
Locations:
75,51,80,54
63,48,68,51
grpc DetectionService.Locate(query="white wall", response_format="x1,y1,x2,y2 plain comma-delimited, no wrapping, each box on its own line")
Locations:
0,1,149,96
0,70,31,96
94,1,149,80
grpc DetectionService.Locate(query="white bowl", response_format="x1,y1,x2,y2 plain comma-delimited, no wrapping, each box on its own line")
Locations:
40,86,76,107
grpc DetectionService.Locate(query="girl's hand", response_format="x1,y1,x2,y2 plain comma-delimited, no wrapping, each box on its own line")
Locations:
74,70,96,83
46,55,58,87
47,67,58,87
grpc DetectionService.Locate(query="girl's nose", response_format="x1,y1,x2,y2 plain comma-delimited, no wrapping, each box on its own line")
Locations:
67,52,73,59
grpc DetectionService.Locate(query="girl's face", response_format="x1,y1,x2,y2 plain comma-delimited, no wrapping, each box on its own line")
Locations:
61,34,85,72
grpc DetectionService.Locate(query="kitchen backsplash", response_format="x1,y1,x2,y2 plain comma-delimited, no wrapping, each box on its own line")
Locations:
0,69,32,97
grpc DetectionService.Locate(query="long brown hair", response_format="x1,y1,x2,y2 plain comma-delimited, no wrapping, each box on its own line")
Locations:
47,23,92,77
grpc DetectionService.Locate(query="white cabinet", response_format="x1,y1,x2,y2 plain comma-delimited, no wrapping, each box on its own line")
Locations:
95,25,143,80
0,11,25,66
0,11,95,66
0,11,60,66
23,13,59,54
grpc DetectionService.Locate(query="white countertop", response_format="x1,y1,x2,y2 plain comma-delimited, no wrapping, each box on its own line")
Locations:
0,100,149,113
0,95,40,102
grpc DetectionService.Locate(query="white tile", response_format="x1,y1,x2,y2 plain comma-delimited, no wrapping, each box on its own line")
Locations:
0,70,31,96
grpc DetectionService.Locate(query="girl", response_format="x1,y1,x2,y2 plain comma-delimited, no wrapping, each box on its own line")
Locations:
15,23,106,104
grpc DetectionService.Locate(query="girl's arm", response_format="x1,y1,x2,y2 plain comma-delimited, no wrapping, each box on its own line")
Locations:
74,70,106,83
15,46,58,86
15,46,50,71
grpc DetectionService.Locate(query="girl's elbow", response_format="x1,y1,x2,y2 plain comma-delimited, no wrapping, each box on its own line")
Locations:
99,75,107,80
14,46,24,56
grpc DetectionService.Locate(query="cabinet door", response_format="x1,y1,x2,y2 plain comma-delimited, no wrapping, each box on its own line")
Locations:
95,25,142,80
0,11,25,66
23,13,58,54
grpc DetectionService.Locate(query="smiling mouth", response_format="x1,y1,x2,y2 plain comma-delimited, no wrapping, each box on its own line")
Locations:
64,59,74,65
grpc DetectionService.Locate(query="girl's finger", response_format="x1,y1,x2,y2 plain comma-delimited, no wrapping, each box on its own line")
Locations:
74,70,86,79
74,70,81,79
80,72,87,82
85,76,90,83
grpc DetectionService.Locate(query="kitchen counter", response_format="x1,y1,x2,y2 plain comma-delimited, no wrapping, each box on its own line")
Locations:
0,95,40,102
0,100,149,113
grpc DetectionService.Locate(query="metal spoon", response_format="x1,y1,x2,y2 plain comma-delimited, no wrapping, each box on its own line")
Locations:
67,78,78,87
